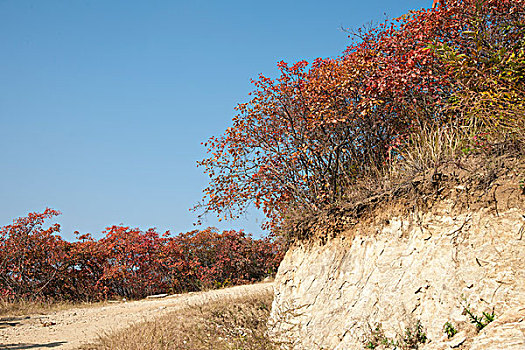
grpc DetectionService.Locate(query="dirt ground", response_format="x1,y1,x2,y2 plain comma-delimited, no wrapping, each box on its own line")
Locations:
0,282,273,350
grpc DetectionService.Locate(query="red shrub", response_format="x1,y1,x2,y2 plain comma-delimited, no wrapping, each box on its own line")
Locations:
0,209,65,299
195,0,525,230
0,210,284,301
172,228,281,289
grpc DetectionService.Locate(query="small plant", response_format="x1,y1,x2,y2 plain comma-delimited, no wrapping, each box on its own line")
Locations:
403,320,427,348
364,341,376,349
364,325,384,349
443,322,458,339
363,321,427,350
462,299,496,331
461,146,473,155
364,325,395,349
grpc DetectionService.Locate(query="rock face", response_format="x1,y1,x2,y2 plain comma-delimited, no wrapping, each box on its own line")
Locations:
268,207,525,349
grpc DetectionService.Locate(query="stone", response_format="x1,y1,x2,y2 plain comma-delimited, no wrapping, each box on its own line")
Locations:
446,331,466,348
146,293,168,299
268,208,525,349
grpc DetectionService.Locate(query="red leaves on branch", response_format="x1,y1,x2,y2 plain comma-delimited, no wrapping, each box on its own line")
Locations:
0,209,65,299
0,210,283,301
195,0,525,230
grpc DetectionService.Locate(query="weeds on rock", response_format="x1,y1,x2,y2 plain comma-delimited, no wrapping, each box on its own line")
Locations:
363,321,427,350
402,320,427,348
461,299,496,331
443,322,458,339
364,325,395,349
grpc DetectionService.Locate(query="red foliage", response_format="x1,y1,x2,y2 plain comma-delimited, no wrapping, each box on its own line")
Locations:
0,209,65,299
172,228,283,289
0,210,283,301
196,0,525,229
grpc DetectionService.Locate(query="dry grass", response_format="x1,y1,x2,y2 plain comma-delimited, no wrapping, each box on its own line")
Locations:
282,123,525,241
0,298,110,317
80,289,277,350
393,125,466,175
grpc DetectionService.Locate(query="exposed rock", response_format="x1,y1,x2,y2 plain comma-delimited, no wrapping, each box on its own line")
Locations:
146,293,168,299
268,207,525,349
446,331,466,348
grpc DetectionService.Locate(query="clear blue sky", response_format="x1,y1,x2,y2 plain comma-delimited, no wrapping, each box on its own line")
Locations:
1,0,430,240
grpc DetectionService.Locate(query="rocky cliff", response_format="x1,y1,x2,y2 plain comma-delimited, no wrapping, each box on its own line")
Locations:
268,162,525,349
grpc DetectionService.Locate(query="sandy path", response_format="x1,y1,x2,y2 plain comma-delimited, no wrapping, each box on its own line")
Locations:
0,282,273,350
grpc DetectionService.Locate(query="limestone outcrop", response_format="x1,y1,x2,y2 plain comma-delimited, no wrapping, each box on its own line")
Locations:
268,206,525,349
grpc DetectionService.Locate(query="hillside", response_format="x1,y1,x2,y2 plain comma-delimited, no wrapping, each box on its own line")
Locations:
268,157,524,349
195,2,525,347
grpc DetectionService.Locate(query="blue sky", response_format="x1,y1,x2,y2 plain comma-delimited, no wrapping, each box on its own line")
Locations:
1,0,430,240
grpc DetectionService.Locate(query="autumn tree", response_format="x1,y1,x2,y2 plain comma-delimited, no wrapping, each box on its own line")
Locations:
0,209,65,298
196,0,525,231
0,210,283,301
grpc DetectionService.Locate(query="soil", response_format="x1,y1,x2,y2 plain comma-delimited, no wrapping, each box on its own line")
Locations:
0,282,273,350
285,152,525,242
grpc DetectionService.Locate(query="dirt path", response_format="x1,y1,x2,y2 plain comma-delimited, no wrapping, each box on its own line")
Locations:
0,282,273,350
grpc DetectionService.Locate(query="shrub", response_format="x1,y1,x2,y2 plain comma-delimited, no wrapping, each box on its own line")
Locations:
195,0,525,232
0,210,283,303
0,208,65,299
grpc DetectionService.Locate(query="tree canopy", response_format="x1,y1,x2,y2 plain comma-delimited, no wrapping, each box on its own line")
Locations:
196,0,525,230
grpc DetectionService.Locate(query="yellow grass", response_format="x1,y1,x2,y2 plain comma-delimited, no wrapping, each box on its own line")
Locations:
80,289,277,350
0,298,110,317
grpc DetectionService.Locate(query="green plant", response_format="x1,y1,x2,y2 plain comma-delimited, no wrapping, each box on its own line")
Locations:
461,146,473,155
364,325,390,349
443,322,458,339
403,320,427,348
364,341,376,349
462,299,496,331
363,321,427,350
